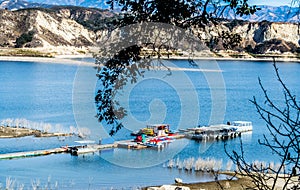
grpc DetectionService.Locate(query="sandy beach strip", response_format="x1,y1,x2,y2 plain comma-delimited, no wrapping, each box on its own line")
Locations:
0,55,96,66
0,55,298,73
164,55,300,63
0,55,224,72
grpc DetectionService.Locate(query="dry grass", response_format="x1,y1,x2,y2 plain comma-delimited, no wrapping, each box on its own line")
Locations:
0,126,72,138
0,48,53,57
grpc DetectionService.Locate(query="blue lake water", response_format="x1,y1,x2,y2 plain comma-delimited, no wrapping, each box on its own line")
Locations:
0,59,299,189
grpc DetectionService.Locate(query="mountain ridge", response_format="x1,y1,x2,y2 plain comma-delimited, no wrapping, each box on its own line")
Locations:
223,5,299,22
0,0,51,10
0,0,299,22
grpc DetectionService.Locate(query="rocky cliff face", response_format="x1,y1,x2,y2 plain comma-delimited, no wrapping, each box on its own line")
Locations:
0,7,113,48
196,20,299,54
0,7,298,55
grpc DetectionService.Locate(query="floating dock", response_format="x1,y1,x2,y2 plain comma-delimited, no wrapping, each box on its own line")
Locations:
0,143,118,160
0,131,238,160
183,121,253,141
0,134,186,160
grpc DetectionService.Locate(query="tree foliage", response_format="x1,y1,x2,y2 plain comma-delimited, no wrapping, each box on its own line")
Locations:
205,30,242,51
15,31,35,48
107,0,259,28
95,0,260,135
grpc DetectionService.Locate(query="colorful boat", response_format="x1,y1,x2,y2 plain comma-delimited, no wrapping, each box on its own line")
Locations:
131,124,171,136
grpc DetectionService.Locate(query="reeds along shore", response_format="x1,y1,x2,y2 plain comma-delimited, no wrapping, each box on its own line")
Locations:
164,157,285,174
164,157,225,172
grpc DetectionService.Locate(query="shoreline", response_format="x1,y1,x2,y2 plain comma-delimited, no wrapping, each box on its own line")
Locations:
165,56,300,63
0,126,73,138
0,54,299,65
145,171,255,190
0,55,96,66
145,170,298,190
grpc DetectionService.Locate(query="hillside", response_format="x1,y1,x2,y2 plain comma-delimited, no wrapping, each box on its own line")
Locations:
196,20,300,55
0,6,298,57
0,7,115,49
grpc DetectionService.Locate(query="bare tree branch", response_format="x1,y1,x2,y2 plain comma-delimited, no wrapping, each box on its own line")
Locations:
226,60,300,189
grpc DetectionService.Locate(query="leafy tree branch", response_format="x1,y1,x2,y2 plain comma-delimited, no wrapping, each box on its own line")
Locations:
95,0,259,135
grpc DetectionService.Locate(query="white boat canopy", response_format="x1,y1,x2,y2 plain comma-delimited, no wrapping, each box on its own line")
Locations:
74,140,95,144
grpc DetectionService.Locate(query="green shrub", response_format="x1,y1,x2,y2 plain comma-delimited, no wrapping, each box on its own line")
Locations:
15,31,35,48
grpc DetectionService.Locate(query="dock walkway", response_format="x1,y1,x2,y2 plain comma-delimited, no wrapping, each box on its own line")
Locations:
0,143,118,160
0,148,67,160
0,134,185,160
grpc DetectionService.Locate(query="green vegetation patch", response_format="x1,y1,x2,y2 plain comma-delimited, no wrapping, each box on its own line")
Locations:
15,31,35,48
0,49,53,57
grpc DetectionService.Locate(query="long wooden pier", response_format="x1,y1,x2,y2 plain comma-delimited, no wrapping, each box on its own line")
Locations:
0,148,67,160
0,143,118,160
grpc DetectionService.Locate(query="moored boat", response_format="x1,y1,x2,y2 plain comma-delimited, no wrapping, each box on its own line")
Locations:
183,121,252,141
131,124,171,136
70,140,98,156
229,121,253,132
70,145,98,156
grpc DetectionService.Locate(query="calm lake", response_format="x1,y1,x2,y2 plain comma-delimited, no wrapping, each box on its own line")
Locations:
0,58,299,189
